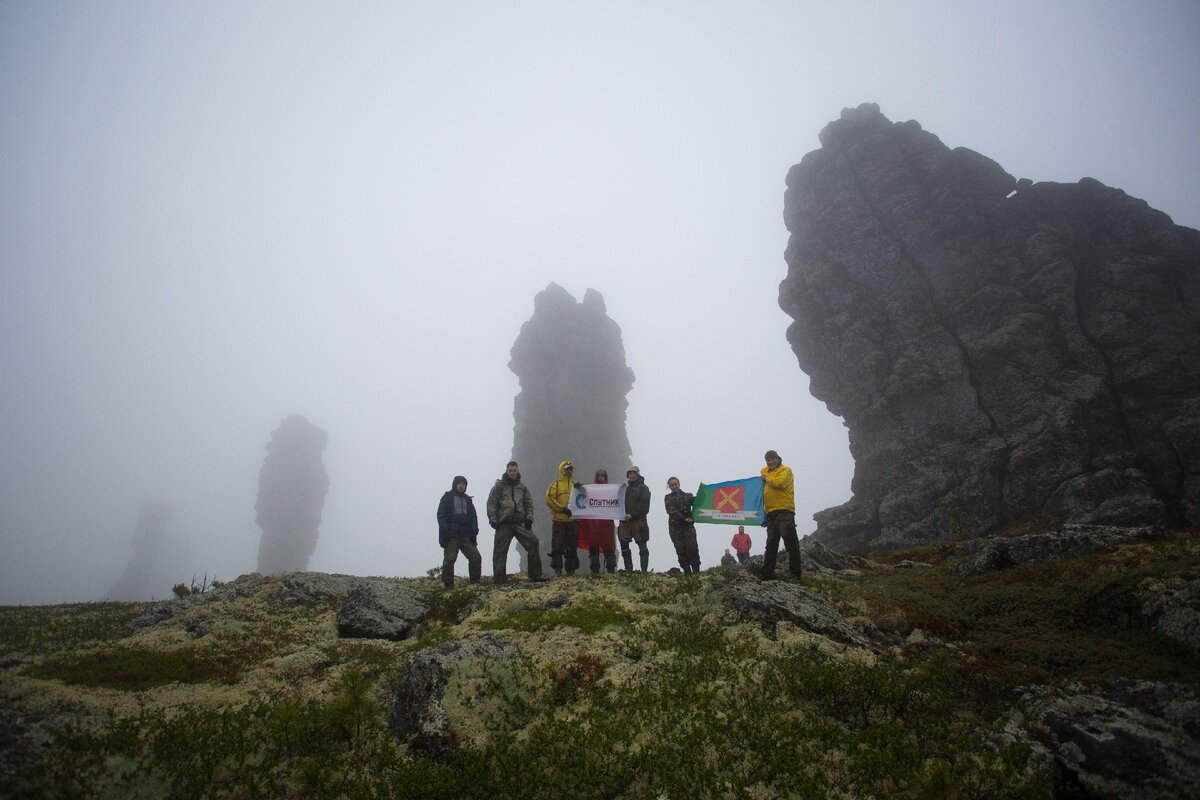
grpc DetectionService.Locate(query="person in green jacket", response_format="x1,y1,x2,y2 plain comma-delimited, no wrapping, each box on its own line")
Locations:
618,466,651,572
487,461,544,583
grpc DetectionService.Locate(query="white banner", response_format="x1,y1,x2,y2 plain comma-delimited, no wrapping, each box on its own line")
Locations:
568,483,626,520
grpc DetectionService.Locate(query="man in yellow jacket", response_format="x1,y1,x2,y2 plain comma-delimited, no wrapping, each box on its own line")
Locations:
760,449,803,580
545,459,581,576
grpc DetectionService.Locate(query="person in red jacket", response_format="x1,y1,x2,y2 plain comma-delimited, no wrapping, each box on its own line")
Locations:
577,469,618,574
730,525,752,564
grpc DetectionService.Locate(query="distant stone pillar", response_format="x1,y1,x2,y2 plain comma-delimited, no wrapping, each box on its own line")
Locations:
508,284,636,565
255,414,330,574
107,502,171,600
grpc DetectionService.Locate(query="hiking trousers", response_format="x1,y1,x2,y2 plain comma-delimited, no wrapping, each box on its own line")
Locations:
550,520,580,575
493,523,544,582
442,537,481,588
761,510,802,580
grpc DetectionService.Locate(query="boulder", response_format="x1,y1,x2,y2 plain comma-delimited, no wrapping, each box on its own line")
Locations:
1141,577,1200,657
725,581,872,647
277,572,367,607
335,582,428,641
390,635,521,759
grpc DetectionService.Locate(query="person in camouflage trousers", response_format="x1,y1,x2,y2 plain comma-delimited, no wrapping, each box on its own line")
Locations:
487,461,544,583
664,476,700,574
618,466,651,572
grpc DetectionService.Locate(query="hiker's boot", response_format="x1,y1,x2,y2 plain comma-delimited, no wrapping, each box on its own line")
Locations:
622,550,634,573
640,552,650,572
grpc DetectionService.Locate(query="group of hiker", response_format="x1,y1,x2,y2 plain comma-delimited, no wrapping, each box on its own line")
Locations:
435,450,804,589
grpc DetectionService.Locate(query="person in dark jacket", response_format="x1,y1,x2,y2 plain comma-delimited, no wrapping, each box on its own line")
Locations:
664,476,700,574
618,466,651,572
436,475,481,589
486,461,545,583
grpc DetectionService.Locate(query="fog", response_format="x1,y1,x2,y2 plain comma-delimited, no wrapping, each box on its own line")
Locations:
2,1,1197,604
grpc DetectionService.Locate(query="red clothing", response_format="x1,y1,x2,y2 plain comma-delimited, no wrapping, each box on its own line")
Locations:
578,518,616,552
731,530,752,555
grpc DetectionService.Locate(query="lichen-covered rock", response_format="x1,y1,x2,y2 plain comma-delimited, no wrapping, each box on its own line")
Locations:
335,582,428,641
1141,577,1200,657
953,524,1162,576
508,284,636,564
276,572,366,607
1018,681,1200,800
390,635,522,759
725,581,872,647
781,103,1200,553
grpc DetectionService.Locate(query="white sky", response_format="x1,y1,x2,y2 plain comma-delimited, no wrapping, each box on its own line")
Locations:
2,1,1197,604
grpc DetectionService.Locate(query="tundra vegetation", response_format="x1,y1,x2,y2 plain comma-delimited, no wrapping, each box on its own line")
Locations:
2,534,1197,799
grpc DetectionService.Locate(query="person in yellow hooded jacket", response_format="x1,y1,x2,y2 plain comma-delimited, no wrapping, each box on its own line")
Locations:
545,459,581,576
760,449,802,580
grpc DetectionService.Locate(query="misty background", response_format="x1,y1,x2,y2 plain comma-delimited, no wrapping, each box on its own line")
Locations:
2,1,1197,604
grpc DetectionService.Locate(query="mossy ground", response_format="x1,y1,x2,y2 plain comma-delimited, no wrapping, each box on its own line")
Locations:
2,536,1195,799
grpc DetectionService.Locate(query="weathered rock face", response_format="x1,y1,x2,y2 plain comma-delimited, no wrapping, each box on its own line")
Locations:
508,283,635,560
1018,681,1200,800
107,503,171,601
255,415,330,574
782,103,1200,552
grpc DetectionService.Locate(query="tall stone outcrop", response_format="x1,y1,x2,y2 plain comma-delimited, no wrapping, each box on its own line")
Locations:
255,414,330,573
107,502,171,600
781,104,1200,553
508,284,635,559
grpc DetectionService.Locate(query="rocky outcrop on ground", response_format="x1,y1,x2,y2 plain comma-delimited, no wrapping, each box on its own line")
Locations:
389,635,523,760
724,580,874,646
953,524,1163,576
1140,577,1200,658
508,284,636,561
781,103,1200,553
1017,681,1200,800
335,582,428,641
255,414,330,573
122,572,415,632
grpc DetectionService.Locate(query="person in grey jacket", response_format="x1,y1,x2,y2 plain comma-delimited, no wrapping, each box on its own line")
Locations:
486,461,545,583
618,466,651,572
436,475,481,589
